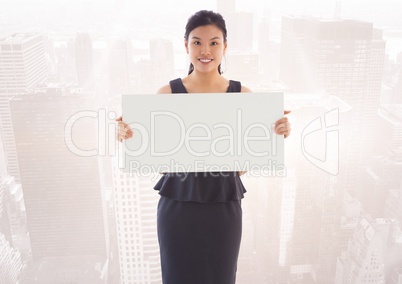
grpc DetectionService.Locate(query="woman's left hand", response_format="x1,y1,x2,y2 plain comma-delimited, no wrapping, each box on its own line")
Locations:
274,110,292,138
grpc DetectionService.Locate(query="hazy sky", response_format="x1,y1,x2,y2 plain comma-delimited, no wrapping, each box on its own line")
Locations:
1,0,401,58
1,0,401,65
1,0,402,29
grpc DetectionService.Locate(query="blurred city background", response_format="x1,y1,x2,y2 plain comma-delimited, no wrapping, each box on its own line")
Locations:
0,0,402,283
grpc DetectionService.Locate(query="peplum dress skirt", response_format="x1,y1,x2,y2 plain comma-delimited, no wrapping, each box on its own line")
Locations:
153,172,247,284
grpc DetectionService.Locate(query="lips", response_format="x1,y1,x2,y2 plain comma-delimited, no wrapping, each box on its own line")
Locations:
199,58,213,63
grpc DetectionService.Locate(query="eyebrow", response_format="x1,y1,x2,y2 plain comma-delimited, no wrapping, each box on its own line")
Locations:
191,36,221,40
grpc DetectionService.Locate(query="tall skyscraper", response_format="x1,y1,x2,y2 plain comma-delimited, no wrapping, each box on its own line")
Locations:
112,160,161,284
226,11,254,52
148,38,174,92
358,105,402,217
279,16,386,201
258,16,270,73
131,39,174,94
102,185,121,283
75,32,94,88
236,196,254,282
271,93,352,283
376,105,402,155
334,1,341,19
280,17,385,99
385,176,402,227
335,217,402,284
54,38,77,85
224,51,259,83
0,129,11,245
337,194,362,259
0,127,6,178
0,176,11,246
1,116,30,275
392,71,402,104
1,175,30,258
258,15,281,82
0,233,22,283
9,85,107,281
0,33,48,184
108,38,132,98
388,265,402,284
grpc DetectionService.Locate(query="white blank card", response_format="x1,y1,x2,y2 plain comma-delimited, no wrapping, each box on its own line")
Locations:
120,92,284,173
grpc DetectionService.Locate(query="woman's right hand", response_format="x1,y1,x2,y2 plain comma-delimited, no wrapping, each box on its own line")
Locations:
115,115,133,142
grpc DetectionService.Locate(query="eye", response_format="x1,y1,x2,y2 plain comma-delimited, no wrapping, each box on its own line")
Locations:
211,42,218,46
193,41,201,45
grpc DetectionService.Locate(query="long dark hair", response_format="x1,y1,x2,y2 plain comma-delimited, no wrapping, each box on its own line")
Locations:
184,10,227,75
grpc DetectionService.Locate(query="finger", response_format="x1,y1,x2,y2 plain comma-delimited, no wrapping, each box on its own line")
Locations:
275,123,291,133
118,124,132,134
117,134,126,141
118,126,125,133
277,129,290,135
118,130,134,140
275,123,285,130
277,130,289,137
275,117,289,125
118,122,132,131
276,120,290,127
275,126,286,134
279,126,291,135
119,129,129,136
275,122,287,131
284,110,291,115
115,115,122,121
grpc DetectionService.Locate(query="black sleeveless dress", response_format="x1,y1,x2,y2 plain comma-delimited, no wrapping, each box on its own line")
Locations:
155,78,247,284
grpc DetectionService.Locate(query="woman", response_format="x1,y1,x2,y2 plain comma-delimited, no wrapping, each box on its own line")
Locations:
116,10,291,284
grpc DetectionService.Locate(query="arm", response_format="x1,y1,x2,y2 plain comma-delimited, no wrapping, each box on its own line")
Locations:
241,85,252,93
156,84,172,94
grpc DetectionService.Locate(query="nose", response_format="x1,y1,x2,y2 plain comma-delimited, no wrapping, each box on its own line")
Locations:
200,44,211,55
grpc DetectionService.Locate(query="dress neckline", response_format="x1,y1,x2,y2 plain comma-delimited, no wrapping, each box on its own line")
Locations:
178,78,232,93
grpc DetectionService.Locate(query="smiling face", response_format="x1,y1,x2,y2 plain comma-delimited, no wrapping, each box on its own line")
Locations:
185,24,227,75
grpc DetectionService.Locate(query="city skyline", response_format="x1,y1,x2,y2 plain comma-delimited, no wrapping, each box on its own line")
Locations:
1,0,402,283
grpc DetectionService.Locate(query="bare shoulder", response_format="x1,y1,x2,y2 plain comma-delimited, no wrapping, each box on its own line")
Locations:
241,85,252,93
156,84,172,94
